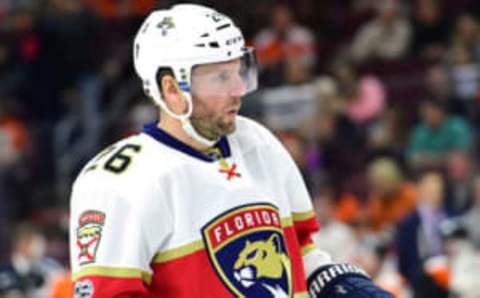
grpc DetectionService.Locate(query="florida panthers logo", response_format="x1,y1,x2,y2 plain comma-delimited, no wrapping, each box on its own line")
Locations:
202,203,292,297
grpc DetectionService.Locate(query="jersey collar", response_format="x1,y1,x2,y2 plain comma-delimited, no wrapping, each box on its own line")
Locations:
142,122,231,162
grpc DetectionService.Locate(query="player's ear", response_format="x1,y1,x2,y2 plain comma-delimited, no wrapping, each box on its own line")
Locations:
161,75,179,97
157,68,186,114
161,75,185,112
267,234,282,253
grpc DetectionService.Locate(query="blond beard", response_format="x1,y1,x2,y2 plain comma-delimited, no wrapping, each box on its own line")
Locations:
190,114,236,141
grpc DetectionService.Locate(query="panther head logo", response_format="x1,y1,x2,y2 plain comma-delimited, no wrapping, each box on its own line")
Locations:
202,204,292,297
233,234,291,297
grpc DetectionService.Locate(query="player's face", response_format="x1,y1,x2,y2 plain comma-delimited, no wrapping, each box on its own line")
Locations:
190,59,247,141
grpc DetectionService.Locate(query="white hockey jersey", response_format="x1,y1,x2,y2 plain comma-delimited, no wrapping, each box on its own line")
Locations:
70,116,319,297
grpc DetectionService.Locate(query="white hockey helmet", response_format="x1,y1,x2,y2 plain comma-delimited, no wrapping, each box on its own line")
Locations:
133,4,258,146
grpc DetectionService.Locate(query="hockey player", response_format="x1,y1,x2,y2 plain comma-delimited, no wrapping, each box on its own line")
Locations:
69,4,394,298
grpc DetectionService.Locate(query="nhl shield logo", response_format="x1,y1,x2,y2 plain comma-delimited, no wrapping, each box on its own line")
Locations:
76,210,105,265
202,203,292,298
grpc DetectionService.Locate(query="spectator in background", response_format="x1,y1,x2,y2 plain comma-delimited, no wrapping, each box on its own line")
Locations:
40,0,104,126
0,223,64,298
37,0,108,202
446,14,480,120
449,13,480,62
254,3,320,133
258,75,319,131
298,76,342,140
0,101,29,259
312,185,358,263
444,151,475,216
350,0,411,63
258,50,319,132
447,43,480,106
0,102,28,166
304,75,369,216
331,57,386,126
253,1,316,86
53,88,102,200
440,216,480,297
276,131,314,191
314,182,409,296
461,175,480,248
396,171,448,294
407,98,472,170
448,237,480,297
25,0,102,123
367,106,407,159
314,103,368,198
424,64,467,116
411,0,449,61
366,158,417,232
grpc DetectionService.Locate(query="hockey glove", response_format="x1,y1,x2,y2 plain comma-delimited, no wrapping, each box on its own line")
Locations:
307,263,394,298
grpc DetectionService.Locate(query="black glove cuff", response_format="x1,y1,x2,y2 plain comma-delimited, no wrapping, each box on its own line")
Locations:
307,263,370,297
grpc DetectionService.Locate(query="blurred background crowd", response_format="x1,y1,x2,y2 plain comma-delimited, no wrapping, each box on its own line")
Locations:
0,0,480,297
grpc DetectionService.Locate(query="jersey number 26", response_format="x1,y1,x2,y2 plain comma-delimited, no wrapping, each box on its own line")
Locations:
83,144,142,175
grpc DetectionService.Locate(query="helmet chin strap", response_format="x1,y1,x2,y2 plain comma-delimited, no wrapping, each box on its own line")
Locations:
154,90,218,148
182,118,217,147
180,92,218,147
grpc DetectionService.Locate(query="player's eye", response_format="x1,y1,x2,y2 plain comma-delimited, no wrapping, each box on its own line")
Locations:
246,249,257,260
217,71,231,82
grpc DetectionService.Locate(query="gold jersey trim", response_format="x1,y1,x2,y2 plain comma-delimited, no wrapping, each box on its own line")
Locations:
281,216,293,227
153,240,205,263
72,266,152,284
301,243,317,256
292,210,316,222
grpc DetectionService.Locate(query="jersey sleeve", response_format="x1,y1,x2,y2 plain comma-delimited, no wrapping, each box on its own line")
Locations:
69,173,172,297
283,150,320,255
260,125,320,254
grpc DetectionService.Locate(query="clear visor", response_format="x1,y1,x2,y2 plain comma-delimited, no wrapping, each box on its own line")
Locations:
191,47,258,98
